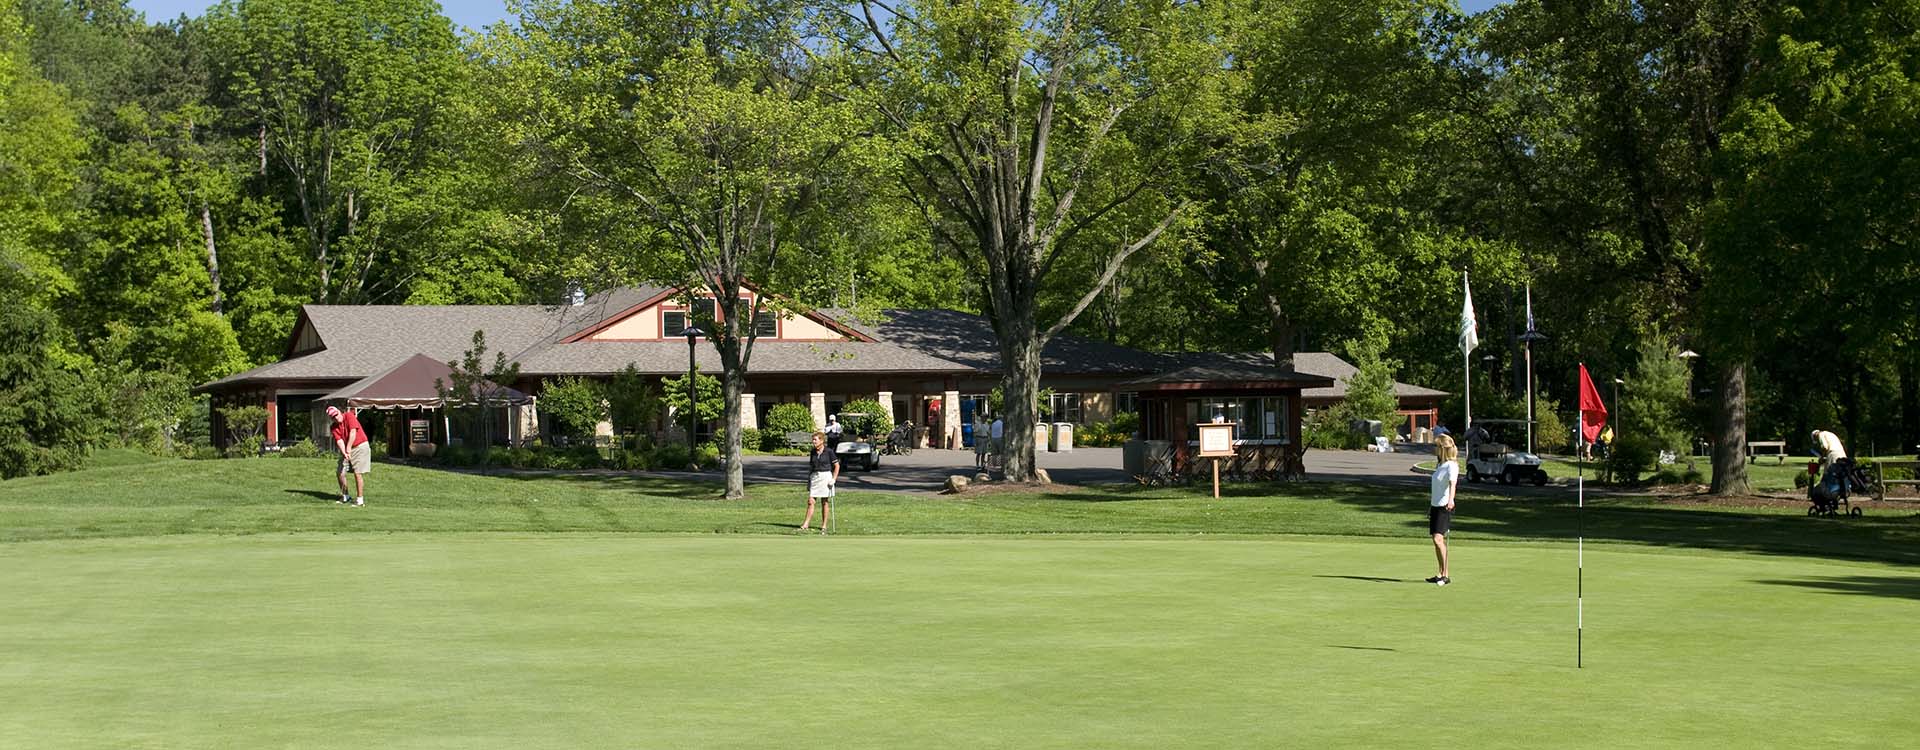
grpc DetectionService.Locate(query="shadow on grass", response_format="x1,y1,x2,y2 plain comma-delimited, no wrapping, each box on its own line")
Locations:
283,489,341,502
1297,482,1920,567
1329,645,1398,652
1315,575,1407,583
1753,575,1920,602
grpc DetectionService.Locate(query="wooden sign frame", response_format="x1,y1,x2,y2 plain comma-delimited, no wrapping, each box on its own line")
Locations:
1197,423,1236,457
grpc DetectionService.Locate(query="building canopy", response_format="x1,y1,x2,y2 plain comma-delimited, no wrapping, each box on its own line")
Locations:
319,353,532,410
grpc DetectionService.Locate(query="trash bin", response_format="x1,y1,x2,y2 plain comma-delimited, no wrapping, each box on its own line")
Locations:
1034,423,1050,451
1054,422,1073,452
1122,439,1144,474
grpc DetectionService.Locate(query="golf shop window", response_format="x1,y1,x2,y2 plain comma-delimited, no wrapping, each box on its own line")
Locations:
1184,398,1289,442
1047,392,1083,423
753,310,777,337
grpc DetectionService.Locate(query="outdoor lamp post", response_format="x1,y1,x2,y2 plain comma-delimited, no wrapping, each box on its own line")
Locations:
1518,328,1548,454
682,325,705,469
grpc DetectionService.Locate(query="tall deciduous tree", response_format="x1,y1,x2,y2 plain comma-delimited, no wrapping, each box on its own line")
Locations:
842,0,1224,481
495,0,888,497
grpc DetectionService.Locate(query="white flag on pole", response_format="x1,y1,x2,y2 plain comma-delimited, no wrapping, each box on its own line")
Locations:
1459,272,1479,356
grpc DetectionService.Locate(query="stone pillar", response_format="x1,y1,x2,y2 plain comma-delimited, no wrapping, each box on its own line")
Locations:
943,388,961,449
740,392,759,429
809,391,827,432
877,390,894,423
264,392,279,445
516,403,539,447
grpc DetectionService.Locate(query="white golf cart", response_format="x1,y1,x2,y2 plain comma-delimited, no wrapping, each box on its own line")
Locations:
1462,419,1549,486
832,413,881,471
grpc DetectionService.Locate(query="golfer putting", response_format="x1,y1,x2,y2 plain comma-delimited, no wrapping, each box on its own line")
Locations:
327,406,370,507
799,431,840,534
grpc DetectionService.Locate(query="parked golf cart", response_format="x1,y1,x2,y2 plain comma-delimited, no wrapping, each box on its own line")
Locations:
833,412,882,471
1462,419,1549,486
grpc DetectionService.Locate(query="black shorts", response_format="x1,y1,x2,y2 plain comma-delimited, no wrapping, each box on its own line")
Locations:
1428,506,1452,535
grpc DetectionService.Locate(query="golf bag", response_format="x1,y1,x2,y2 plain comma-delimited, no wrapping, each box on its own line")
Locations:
1808,457,1871,516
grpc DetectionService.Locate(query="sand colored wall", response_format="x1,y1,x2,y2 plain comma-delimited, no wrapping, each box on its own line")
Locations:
779,312,840,340
588,307,661,340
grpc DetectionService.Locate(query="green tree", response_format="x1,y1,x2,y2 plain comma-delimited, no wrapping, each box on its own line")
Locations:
435,330,522,463
0,274,101,477
841,0,1226,481
540,376,605,444
494,0,890,497
1619,336,1694,461
604,363,660,439
660,371,722,441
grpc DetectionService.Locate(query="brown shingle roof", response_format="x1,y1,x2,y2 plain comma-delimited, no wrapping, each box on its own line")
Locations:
1165,351,1449,399
827,308,1170,375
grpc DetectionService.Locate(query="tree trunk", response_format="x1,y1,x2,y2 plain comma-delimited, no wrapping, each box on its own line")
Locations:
1709,360,1752,496
1250,251,1295,372
719,354,747,500
998,316,1044,482
200,203,223,314
1900,348,1918,455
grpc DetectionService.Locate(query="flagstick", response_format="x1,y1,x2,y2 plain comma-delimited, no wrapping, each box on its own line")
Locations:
1577,379,1585,670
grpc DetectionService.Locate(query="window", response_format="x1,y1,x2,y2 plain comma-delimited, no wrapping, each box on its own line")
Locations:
1184,397,1289,443
663,310,688,336
1047,393,1083,424
754,310,777,338
1116,392,1139,415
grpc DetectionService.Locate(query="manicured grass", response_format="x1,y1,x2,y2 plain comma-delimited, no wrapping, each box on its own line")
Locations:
4,456,1919,747
3,533,1917,748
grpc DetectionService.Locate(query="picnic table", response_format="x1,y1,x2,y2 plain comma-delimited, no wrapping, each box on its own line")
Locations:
1746,440,1788,464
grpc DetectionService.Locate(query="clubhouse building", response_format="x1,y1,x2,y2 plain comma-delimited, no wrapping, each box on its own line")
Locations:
195,285,1446,456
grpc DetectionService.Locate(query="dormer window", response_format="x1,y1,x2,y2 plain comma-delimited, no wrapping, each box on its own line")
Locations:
664,311,689,336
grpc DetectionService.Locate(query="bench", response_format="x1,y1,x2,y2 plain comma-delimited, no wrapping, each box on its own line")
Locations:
1867,460,1920,502
1746,440,1788,464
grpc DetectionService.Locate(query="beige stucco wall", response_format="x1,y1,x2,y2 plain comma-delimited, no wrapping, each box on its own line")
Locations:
589,307,661,340
1082,391,1113,423
780,312,840,340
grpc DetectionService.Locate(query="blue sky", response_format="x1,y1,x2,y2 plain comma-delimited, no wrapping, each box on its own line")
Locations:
129,0,1505,33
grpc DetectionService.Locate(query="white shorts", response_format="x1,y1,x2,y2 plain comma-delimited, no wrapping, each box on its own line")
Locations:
338,443,371,474
809,471,835,498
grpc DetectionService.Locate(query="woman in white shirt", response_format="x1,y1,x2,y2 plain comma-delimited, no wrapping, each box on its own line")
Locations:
1427,434,1459,586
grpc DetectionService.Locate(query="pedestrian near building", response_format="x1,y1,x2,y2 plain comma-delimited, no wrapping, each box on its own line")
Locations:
974,414,991,469
799,431,840,534
1427,434,1459,586
327,406,371,507
990,416,1005,457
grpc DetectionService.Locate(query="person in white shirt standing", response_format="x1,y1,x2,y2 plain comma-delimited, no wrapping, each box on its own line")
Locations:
1427,434,1460,586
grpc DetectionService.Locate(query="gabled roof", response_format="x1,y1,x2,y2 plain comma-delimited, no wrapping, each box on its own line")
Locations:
320,353,532,409
1121,352,1335,391
828,308,1170,375
1165,351,1450,400
512,339,972,377
198,304,573,392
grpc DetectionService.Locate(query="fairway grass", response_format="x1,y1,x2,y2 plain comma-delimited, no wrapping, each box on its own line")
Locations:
5,456,1919,746
3,533,1916,748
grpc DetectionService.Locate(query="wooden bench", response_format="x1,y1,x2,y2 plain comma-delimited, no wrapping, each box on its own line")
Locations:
1867,460,1920,502
1746,440,1788,464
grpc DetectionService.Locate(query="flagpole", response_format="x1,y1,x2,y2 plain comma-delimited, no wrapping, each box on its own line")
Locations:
1577,366,1585,670
1524,285,1535,454
1463,271,1473,435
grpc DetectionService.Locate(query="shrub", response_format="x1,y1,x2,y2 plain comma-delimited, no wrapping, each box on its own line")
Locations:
839,399,892,439
1794,470,1812,490
763,403,816,447
541,376,607,443
606,364,661,436
1303,409,1369,450
739,427,763,453
486,446,515,467
612,447,651,470
224,436,265,459
218,405,270,448
280,439,319,458
652,443,691,470
695,441,720,468
186,444,222,460
1604,435,1658,484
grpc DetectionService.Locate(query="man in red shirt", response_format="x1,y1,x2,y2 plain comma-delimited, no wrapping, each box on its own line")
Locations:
327,406,371,506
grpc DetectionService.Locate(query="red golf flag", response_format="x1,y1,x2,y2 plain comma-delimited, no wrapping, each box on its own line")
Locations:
1577,363,1609,443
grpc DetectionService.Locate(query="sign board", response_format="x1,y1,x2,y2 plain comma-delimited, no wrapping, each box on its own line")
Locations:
1197,423,1236,457
409,419,431,444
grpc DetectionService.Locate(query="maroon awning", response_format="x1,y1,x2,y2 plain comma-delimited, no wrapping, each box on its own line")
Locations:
319,353,532,410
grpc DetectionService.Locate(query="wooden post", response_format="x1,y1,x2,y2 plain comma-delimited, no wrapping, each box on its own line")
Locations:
1212,457,1221,498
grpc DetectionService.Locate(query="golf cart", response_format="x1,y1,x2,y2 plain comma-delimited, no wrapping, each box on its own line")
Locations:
1463,419,1549,486
833,412,882,471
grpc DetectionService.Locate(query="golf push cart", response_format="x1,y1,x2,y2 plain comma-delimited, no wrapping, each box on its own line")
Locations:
1463,419,1549,486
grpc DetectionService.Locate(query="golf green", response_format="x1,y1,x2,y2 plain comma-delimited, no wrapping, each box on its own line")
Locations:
3,533,1914,748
